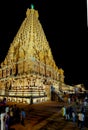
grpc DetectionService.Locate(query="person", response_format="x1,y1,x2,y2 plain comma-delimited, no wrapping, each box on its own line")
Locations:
83,100,87,107
68,97,71,104
20,108,26,126
0,108,5,130
5,112,10,130
77,110,85,129
9,106,14,125
61,106,66,119
66,107,70,120
69,106,73,119
72,111,76,127
3,98,7,105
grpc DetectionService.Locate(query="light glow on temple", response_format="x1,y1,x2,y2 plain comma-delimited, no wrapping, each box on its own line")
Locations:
0,6,85,104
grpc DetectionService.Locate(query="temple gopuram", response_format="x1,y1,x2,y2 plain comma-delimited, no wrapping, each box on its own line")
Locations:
0,5,85,104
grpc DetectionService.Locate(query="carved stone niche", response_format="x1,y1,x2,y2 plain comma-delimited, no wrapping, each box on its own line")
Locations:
18,62,23,74
2,69,6,78
6,67,10,77
1,62,3,68
3,58,7,65
23,61,29,73
12,64,16,75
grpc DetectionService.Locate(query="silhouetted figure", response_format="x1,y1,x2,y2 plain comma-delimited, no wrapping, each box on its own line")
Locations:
20,108,26,126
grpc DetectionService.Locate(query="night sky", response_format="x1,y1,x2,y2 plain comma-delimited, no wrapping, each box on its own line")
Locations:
0,0,87,89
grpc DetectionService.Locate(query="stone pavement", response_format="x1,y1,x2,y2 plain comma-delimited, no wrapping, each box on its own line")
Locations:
9,101,88,130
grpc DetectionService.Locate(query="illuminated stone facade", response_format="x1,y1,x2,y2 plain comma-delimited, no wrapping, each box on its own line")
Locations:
0,6,65,104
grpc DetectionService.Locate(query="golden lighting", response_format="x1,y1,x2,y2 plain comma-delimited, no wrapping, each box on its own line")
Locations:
0,6,80,104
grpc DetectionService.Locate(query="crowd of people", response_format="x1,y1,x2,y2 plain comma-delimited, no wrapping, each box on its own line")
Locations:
0,101,26,130
0,93,88,130
61,94,88,129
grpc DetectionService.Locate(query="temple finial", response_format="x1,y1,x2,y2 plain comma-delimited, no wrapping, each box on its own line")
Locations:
31,4,34,9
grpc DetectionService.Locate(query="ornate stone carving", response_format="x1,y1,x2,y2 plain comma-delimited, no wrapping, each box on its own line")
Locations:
0,7,65,104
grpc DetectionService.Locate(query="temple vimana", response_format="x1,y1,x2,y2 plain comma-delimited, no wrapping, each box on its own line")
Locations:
0,5,85,104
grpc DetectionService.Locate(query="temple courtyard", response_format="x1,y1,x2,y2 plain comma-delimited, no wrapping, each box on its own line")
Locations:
7,101,88,130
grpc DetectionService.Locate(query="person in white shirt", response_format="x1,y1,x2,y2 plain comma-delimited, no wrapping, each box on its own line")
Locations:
83,100,87,107
0,108,6,130
78,111,85,129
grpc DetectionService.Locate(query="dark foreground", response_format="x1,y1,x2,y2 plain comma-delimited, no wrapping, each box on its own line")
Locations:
7,101,88,130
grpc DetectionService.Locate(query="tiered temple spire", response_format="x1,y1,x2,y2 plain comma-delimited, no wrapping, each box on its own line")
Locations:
0,6,65,104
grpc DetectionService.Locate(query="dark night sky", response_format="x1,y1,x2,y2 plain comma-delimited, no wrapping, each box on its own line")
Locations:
0,0,87,89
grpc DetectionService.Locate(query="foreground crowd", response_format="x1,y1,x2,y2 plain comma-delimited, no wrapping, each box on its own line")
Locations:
0,102,26,130
61,94,88,129
0,93,88,130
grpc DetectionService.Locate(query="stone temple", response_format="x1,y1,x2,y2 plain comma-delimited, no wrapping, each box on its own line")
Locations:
0,5,66,104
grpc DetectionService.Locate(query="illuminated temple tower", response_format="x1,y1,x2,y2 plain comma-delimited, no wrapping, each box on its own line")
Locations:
0,5,64,104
